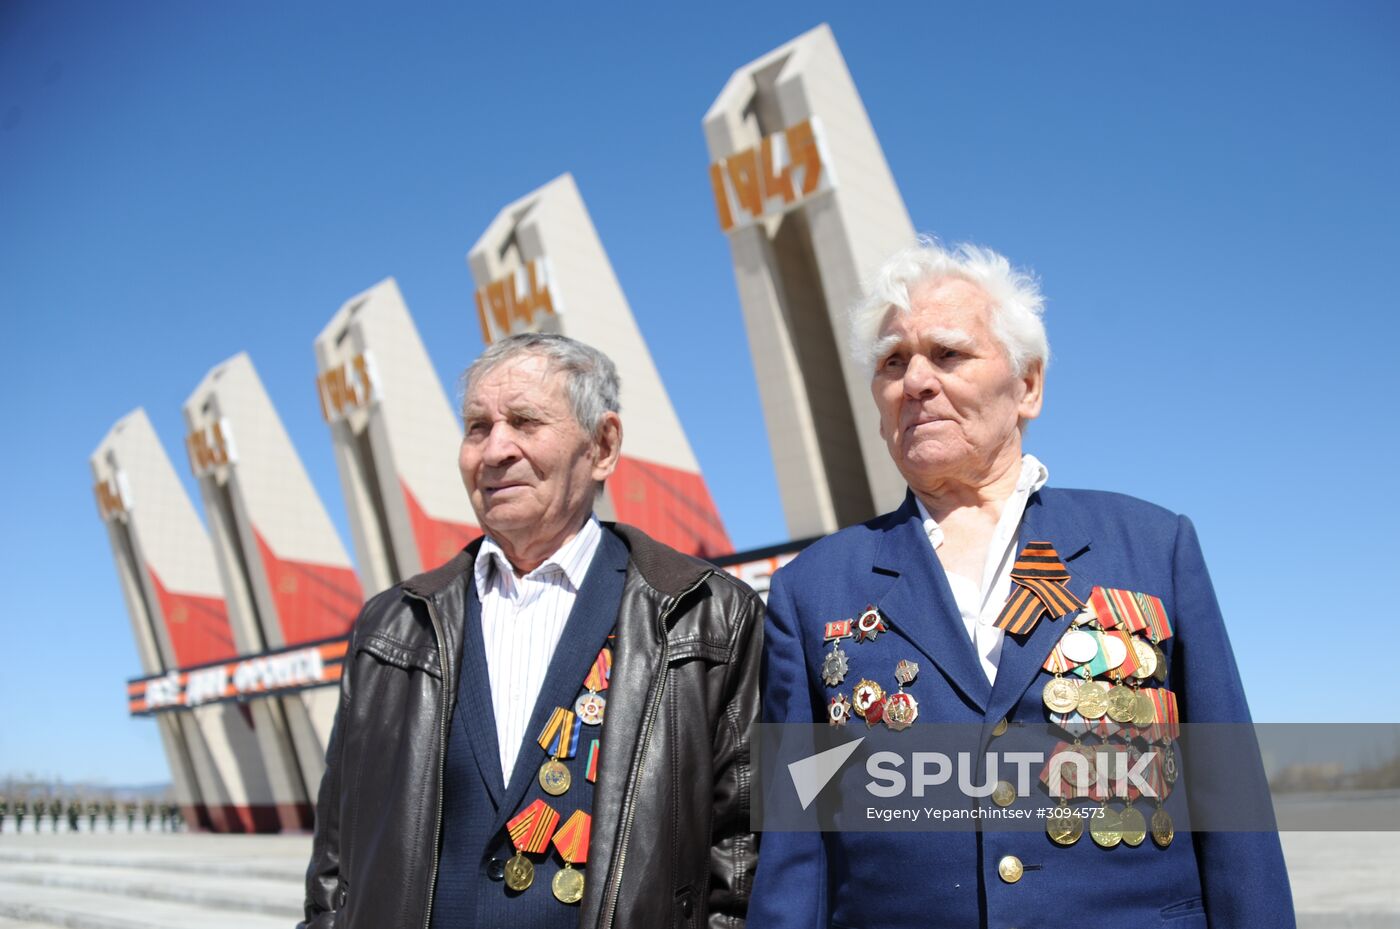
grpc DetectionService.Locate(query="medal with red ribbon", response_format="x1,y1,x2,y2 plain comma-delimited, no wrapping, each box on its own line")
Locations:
550,810,591,904
504,799,561,892
575,648,611,726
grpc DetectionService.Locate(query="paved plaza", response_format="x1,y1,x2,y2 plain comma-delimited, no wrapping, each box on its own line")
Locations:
0,824,1395,927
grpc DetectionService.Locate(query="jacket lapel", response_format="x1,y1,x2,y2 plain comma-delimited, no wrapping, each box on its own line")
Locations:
455,574,507,806
985,490,1094,723
873,493,992,713
489,528,630,833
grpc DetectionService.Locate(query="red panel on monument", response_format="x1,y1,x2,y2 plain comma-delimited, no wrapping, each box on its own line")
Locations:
146,567,237,668
402,480,480,572
252,528,362,645
609,456,732,558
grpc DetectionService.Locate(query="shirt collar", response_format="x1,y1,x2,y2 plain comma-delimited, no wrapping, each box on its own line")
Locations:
915,454,1049,547
474,515,603,594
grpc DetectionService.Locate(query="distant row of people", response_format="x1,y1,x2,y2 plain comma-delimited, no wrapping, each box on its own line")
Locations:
0,797,184,833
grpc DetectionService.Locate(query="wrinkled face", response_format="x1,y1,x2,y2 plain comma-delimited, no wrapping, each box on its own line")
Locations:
870,276,1043,487
459,353,606,542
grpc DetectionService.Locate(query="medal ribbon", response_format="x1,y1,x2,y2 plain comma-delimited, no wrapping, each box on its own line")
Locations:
993,542,1086,635
507,798,561,854
1163,689,1180,741
1121,746,1144,801
1091,714,1122,740
1040,742,1095,799
1043,642,1076,674
1145,750,1168,800
586,739,600,784
1050,711,1092,739
1088,587,1141,631
552,810,592,865
1134,592,1174,642
538,707,579,759
1086,745,1112,802
1108,629,1141,678
584,648,612,693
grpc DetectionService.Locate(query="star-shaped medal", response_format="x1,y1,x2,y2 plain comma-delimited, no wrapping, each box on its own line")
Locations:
854,607,887,643
821,644,849,687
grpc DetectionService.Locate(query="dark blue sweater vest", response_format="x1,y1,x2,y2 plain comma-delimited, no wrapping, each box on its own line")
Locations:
430,529,628,929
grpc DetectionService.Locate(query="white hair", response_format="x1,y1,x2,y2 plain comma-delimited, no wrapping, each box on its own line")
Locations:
849,236,1050,376
460,333,620,436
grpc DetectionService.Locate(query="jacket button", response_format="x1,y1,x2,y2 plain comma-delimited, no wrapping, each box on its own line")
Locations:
680,895,693,918
487,858,506,881
997,855,1024,884
991,717,1009,737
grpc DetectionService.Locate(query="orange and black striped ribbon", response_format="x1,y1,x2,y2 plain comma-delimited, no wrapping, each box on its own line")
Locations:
537,707,578,759
993,541,1086,636
552,810,592,865
507,798,561,854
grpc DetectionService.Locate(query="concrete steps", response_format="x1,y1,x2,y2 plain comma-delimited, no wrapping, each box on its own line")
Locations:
0,833,310,929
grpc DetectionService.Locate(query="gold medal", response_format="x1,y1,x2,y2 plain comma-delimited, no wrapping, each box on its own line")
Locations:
504,798,559,892
536,707,578,796
1130,638,1157,680
1151,806,1175,847
1047,802,1083,846
852,679,885,718
1043,676,1081,713
552,864,585,904
1151,643,1169,683
991,781,1016,807
1077,681,1109,719
1119,804,1147,846
504,852,535,891
550,809,590,903
1090,804,1123,848
539,758,571,796
1106,684,1137,723
1132,690,1156,728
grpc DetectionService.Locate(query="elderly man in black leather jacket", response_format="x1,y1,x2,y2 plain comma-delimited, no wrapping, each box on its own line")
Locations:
299,333,761,929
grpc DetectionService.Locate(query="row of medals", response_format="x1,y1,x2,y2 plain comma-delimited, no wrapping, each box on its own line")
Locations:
506,687,609,902
1042,608,1175,849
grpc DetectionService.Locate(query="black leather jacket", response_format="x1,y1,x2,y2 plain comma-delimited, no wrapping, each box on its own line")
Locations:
300,524,762,929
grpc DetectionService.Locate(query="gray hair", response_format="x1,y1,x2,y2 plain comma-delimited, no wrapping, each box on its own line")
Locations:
460,333,621,435
849,236,1050,377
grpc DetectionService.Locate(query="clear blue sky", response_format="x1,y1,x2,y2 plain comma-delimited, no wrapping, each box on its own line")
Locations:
2,2,1396,785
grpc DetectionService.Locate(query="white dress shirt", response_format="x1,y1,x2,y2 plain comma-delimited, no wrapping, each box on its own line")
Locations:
915,454,1049,685
474,516,602,784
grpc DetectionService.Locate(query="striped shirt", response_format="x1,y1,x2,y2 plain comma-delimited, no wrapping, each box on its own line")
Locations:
474,516,603,784
916,454,1049,685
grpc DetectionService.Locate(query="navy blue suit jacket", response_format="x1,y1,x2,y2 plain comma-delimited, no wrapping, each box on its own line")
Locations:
749,487,1295,929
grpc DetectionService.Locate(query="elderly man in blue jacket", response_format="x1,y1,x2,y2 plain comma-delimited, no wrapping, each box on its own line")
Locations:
749,238,1294,928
